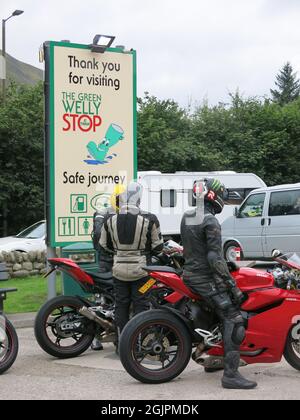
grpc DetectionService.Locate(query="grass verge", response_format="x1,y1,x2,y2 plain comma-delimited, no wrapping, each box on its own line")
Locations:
1,275,62,314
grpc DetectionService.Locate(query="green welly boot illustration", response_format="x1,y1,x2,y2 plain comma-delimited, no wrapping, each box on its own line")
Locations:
87,123,124,162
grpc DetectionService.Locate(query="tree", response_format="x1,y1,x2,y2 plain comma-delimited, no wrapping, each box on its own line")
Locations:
271,62,300,105
0,82,44,236
137,90,300,186
191,92,300,186
137,93,219,173
138,93,189,172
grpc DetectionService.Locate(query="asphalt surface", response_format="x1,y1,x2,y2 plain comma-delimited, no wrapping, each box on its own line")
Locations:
1,327,300,400
2,261,298,401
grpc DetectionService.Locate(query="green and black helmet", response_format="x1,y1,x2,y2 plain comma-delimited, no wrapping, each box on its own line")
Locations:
204,178,228,214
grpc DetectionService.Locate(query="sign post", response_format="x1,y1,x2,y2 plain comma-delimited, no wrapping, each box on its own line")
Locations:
44,40,137,297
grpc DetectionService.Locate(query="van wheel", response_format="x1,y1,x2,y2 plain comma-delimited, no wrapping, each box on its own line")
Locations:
224,241,243,262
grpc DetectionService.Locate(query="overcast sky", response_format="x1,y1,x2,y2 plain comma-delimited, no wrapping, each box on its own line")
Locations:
2,0,300,107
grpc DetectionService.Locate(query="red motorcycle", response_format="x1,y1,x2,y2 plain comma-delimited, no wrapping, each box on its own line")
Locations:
34,257,116,359
119,251,300,384
34,242,183,359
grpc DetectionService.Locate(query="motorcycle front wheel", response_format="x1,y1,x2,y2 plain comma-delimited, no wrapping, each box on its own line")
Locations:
0,315,19,374
119,309,192,384
34,295,94,359
284,324,300,371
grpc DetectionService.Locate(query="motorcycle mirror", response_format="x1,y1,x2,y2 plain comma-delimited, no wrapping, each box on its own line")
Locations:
272,249,282,258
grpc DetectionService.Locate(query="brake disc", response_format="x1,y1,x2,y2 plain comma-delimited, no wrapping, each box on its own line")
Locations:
292,341,300,355
141,333,171,362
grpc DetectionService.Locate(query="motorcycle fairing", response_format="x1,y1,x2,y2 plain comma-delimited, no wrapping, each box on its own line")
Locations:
233,267,274,291
208,289,300,364
48,258,95,287
148,270,199,300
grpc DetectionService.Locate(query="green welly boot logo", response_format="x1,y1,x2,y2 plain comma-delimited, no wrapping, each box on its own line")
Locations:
85,123,124,165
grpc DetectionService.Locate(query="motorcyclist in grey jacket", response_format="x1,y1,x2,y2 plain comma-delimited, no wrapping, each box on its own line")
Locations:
181,178,257,390
100,182,164,342
91,185,126,350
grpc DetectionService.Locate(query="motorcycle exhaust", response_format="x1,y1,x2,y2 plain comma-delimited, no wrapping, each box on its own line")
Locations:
79,306,115,332
100,332,117,343
191,342,206,364
192,353,247,368
194,354,225,369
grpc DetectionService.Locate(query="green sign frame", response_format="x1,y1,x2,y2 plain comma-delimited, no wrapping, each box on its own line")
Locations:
44,41,137,247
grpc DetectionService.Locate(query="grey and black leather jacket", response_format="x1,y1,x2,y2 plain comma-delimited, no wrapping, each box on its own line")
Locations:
100,205,163,281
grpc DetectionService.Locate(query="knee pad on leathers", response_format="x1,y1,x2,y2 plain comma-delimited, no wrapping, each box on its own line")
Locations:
232,324,245,346
222,312,245,352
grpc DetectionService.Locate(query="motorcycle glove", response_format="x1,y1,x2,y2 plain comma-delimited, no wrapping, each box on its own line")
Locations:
230,286,244,306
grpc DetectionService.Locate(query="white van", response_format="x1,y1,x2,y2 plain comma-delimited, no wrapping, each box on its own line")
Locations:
222,183,300,261
138,171,266,240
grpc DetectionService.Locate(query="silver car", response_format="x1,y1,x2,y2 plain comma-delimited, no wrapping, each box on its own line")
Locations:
222,183,300,261
0,221,46,253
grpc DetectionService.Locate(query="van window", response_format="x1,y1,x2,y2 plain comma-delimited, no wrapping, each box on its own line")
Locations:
161,190,177,208
226,188,255,205
189,188,255,206
269,190,300,216
239,193,266,218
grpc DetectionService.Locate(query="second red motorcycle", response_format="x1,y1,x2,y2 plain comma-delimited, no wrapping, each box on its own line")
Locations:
119,251,300,383
34,241,183,359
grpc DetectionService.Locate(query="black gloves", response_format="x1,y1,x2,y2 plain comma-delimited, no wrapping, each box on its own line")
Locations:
230,286,244,306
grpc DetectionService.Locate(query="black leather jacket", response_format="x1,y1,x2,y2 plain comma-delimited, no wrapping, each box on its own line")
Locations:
181,203,235,290
94,208,114,272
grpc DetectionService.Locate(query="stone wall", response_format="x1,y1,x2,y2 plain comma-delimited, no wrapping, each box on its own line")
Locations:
0,250,47,278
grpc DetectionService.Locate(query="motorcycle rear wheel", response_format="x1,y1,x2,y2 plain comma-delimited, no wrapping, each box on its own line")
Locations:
284,326,300,371
34,295,94,359
120,309,192,384
0,316,19,374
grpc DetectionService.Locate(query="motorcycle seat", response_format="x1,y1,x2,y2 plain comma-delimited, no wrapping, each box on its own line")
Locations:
143,265,179,274
85,271,113,283
94,279,114,287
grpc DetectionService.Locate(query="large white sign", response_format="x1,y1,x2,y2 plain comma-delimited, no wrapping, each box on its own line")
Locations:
45,41,137,246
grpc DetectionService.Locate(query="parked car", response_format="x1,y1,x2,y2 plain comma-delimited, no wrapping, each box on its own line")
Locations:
0,221,46,253
222,183,300,261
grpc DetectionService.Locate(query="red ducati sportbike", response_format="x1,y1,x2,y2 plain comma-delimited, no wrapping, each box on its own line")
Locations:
119,251,300,384
34,241,183,359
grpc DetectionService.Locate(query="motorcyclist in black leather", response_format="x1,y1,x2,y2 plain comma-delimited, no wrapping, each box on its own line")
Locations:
181,178,257,390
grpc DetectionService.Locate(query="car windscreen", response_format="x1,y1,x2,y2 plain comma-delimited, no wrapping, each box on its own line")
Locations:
16,222,46,239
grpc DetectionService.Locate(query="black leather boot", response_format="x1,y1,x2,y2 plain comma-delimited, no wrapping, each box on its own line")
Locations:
222,351,257,389
91,338,104,351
